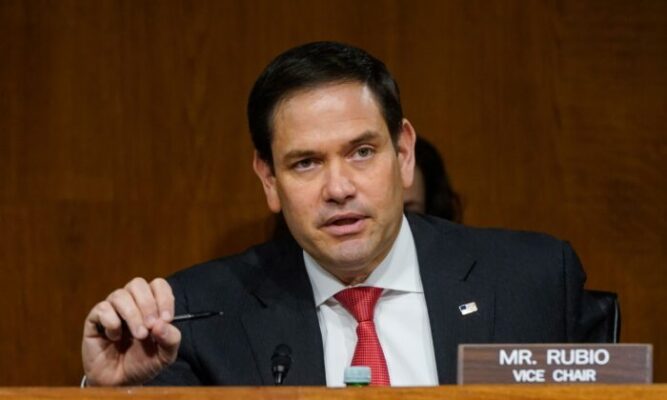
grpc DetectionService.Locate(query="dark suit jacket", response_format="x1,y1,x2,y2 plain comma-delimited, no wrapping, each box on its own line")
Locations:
150,214,602,385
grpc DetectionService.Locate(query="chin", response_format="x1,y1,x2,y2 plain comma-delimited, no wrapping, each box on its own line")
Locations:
325,241,376,269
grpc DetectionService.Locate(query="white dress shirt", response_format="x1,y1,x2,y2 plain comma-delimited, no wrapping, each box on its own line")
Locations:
303,215,439,387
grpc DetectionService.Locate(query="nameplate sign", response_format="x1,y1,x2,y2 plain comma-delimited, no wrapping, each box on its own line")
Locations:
457,344,652,384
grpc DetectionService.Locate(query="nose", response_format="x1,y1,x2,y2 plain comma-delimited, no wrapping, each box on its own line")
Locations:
322,161,356,204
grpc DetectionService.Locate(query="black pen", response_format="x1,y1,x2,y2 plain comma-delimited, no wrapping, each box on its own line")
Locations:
95,311,223,336
172,311,224,322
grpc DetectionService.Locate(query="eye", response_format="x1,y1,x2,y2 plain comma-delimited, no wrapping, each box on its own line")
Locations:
352,146,375,160
293,158,315,171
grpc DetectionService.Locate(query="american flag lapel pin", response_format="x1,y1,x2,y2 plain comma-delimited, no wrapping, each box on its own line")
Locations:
459,301,478,316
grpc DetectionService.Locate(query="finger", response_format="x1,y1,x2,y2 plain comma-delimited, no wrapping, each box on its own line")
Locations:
84,300,123,341
125,277,160,329
150,278,174,322
96,301,125,341
107,288,148,339
150,319,181,364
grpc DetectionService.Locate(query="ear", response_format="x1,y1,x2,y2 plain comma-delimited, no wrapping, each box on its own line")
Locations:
396,118,417,189
252,151,282,213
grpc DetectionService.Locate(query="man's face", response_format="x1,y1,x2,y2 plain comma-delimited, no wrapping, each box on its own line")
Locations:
253,82,416,282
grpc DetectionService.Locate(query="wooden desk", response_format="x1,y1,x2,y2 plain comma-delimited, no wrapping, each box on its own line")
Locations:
0,385,665,400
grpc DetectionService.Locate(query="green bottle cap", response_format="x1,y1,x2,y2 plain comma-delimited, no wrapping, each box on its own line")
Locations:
344,366,372,386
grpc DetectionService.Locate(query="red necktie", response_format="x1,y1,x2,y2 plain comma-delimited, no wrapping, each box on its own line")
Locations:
334,287,391,386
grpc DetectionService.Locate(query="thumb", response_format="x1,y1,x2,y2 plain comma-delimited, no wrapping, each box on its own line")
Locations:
150,320,181,364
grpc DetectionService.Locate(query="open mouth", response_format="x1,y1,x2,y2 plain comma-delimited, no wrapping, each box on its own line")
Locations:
331,217,360,226
322,214,367,236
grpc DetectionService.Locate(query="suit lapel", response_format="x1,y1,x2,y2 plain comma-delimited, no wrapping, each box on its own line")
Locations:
409,215,495,384
240,238,326,385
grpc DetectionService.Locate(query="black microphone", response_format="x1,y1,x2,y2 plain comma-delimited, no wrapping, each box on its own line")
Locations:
271,344,292,385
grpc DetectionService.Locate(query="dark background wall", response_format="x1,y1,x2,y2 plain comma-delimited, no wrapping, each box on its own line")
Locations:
0,0,665,385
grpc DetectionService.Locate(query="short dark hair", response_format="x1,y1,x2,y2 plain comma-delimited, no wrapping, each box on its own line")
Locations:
247,41,403,165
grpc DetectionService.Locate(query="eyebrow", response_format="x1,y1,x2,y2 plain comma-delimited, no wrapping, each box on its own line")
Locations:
349,130,381,147
282,149,319,163
281,130,381,164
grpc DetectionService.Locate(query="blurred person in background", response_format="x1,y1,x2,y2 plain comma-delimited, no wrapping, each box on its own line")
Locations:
404,136,462,223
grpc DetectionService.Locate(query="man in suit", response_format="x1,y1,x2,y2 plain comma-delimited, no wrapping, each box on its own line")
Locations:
81,41,598,387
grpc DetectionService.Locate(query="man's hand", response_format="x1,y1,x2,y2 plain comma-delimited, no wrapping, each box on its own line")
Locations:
82,277,181,386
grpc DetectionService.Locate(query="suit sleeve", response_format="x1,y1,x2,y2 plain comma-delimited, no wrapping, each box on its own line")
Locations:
562,241,609,342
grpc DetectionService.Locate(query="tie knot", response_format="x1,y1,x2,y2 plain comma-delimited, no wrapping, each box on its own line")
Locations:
334,287,383,322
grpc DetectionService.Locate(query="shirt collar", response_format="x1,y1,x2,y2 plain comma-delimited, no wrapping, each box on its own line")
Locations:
304,215,423,307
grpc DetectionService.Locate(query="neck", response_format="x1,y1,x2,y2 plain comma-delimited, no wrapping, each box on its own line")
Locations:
337,271,372,286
